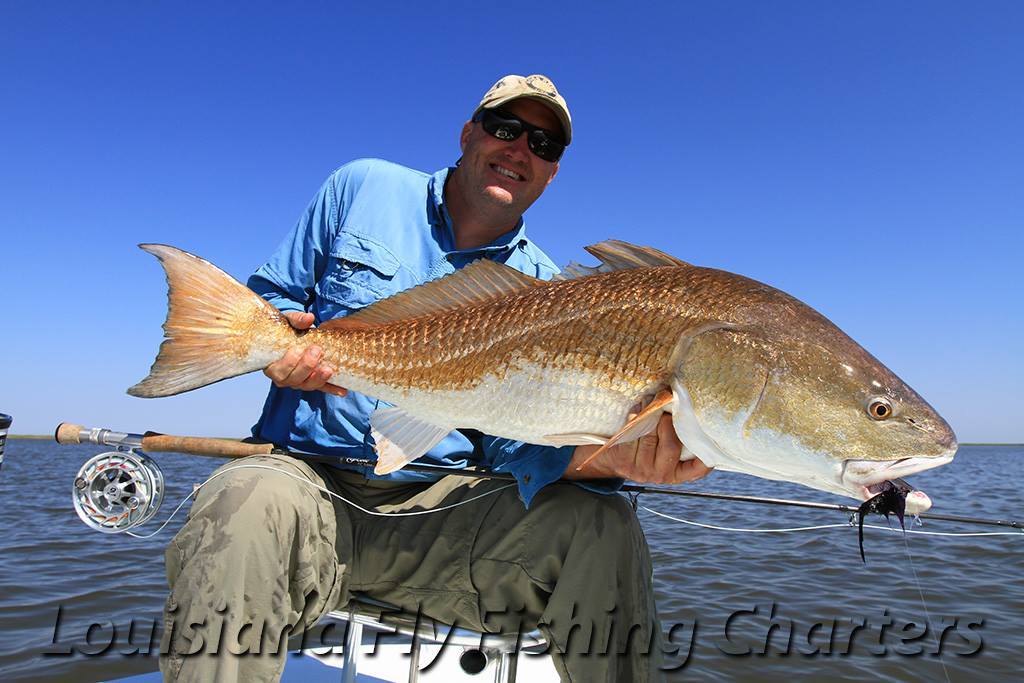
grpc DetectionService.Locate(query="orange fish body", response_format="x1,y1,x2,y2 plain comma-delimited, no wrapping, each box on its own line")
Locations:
130,241,956,504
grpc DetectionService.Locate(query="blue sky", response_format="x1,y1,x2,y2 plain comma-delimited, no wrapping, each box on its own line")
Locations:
2,2,1021,442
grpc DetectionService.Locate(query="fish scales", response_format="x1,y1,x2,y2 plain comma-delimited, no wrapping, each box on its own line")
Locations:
130,241,957,503
315,267,688,393
293,268,698,441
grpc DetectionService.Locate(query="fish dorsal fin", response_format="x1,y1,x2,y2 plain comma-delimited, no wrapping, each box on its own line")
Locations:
553,240,690,280
321,258,543,330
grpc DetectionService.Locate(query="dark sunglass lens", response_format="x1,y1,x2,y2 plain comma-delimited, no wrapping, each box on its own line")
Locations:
493,124,519,141
528,131,564,162
482,111,522,141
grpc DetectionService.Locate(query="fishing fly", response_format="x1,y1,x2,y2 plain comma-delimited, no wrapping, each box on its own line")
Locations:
856,479,910,562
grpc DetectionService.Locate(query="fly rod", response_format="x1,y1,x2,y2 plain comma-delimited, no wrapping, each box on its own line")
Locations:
55,422,1023,533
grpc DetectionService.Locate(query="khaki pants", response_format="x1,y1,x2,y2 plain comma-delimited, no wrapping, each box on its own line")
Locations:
160,454,664,682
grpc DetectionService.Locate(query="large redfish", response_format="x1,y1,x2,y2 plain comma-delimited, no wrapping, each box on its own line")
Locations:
129,241,957,506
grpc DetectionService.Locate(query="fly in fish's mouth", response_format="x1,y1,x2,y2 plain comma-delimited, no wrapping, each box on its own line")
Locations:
862,478,933,514
842,453,955,514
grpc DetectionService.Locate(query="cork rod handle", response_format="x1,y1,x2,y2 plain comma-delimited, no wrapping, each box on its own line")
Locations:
139,434,275,458
54,422,276,459
55,422,85,444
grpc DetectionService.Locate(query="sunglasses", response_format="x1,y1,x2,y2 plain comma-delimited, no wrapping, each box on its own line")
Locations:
473,108,566,163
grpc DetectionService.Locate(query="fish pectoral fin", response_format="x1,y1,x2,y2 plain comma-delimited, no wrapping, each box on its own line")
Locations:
370,407,453,475
543,433,609,447
575,389,676,471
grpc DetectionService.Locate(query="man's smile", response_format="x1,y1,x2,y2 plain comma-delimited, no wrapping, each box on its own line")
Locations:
489,163,526,182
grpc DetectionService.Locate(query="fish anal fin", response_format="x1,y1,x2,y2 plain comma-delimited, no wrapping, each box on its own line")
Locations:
323,259,543,330
575,389,676,471
370,407,454,475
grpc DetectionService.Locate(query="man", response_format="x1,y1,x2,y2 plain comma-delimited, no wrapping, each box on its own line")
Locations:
161,74,711,683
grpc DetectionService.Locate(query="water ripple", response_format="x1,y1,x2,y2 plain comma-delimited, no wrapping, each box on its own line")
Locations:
1,441,1021,681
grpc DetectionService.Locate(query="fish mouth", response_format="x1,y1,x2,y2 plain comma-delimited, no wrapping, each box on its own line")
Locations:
842,452,955,512
860,478,934,514
843,453,955,489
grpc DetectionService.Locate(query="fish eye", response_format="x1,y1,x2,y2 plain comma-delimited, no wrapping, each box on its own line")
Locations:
867,398,894,420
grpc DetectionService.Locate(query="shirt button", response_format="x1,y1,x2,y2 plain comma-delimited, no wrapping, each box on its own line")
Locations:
523,475,531,484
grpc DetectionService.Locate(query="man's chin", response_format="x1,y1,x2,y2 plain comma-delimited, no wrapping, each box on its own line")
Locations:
482,186,516,206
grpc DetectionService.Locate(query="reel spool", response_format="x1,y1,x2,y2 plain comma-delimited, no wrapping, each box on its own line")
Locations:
72,449,165,533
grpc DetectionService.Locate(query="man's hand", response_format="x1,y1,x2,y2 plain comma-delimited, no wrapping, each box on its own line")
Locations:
564,413,712,485
263,312,348,397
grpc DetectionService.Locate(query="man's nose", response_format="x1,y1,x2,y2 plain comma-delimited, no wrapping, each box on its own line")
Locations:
504,132,531,161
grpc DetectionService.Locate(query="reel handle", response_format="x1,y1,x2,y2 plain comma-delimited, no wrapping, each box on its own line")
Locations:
54,422,276,458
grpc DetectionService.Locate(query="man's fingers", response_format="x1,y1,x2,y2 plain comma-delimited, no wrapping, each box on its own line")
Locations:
282,346,323,386
296,364,334,391
283,311,315,330
263,346,348,396
296,364,350,396
633,433,659,478
652,414,682,481
263,346,304,384
673,457,713,484
264,345,321,388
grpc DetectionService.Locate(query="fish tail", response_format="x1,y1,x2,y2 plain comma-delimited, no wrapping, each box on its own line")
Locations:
128,244,292,398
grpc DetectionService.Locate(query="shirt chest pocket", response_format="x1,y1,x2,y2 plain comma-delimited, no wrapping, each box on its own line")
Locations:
316,234,403,313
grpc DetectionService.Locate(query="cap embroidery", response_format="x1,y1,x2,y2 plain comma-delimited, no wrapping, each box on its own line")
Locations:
525,75,558,98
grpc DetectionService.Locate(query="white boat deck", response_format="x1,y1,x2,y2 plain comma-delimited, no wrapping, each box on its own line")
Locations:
109,611,560,683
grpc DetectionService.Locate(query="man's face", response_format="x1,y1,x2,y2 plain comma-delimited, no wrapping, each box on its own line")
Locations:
458,98,561,215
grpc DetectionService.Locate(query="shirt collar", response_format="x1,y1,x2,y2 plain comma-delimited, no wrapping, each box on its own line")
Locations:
429,166,531,255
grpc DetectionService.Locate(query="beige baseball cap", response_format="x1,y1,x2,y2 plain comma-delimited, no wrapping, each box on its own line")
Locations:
474,74,572,145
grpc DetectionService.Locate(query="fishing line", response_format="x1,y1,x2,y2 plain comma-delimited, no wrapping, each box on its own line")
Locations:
638,506,1024,537
642,504,962,681
58,422,1024,534
902,532,953,683
126,463,516,539
640,506,852,533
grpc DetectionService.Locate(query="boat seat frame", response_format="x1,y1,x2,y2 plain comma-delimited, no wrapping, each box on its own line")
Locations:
326,593,548,683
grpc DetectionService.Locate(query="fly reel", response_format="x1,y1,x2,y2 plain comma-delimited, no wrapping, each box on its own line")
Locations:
72,449,165,533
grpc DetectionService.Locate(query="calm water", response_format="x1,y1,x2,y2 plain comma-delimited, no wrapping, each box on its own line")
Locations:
0,441,1021,682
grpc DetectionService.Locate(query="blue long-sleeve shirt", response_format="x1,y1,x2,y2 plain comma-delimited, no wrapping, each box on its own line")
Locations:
249,158,608,506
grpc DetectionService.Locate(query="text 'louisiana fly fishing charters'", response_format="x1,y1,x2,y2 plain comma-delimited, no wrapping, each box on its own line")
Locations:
128,240,957,514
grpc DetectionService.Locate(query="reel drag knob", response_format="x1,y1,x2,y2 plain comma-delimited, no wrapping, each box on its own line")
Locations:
72,450,165,533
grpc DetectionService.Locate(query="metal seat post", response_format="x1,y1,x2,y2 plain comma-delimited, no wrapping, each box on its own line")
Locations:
340,602,363,683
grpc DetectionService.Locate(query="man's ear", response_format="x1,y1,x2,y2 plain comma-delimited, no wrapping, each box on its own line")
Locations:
546,162,559,186
459,121,473,153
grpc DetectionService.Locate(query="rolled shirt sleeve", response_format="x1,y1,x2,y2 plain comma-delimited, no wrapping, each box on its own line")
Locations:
481,437,624,507
246,174,339,314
